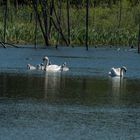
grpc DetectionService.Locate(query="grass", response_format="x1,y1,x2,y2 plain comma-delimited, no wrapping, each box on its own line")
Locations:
0,2,139,47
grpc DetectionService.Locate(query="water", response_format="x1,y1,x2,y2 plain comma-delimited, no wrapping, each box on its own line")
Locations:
0,47,140,140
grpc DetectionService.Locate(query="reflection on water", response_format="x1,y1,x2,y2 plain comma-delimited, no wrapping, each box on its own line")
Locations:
0,73,140,106
109,77,127,105
0,47,140,139
109,76,126,94
0,73,140,140
44,72,61,98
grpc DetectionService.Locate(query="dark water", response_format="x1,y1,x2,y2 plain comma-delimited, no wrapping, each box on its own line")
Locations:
0,47,140,140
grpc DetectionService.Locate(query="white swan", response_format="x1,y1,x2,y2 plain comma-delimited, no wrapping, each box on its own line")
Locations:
43,56,62,72
61,62,69,71
36,63,44,70
27,64,36,70
109,66,127,77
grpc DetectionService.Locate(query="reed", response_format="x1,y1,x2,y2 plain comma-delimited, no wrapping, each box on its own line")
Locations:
0,2,139,47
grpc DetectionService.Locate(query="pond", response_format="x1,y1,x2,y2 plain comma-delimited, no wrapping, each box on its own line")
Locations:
0,46,140,140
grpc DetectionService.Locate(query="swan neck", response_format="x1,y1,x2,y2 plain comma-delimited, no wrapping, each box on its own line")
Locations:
44,59,49,69
120,69,123,77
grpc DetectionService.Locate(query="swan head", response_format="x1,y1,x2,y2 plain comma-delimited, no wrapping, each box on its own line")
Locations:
27,64,31,68
43,56,50,68
121,66,127,73
27,64,36,70
43,56,49,61
61,62,69,71
62,62,66,67
43,56,49,63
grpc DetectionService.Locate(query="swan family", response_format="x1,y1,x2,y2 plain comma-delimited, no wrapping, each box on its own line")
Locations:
27,56,69,72
27,56,127,77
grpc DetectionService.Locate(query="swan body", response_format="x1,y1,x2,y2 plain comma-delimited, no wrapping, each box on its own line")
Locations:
36,63,44,70
43,56,68,72
109,66,127,77
27,64,36,70
27,56,69,72
45,64,62,72
61,62,69,71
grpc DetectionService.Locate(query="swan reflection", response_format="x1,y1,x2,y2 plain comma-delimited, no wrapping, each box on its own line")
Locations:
44,72,62,99
109,76,126,95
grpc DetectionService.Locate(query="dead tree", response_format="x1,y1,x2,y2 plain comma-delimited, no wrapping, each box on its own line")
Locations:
4,0,8,43
34,0,38,48
14,0,18,14
138,23,140,53
118,0,122,28
48,0,54,39
67,0,70,46
32,0,50,46
32,0,68,47
52,4,69,46
85,0,89,50
56,0,62,48
39,0,49,46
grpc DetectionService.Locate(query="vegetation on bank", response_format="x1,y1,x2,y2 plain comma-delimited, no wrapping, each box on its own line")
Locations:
0,0,140,47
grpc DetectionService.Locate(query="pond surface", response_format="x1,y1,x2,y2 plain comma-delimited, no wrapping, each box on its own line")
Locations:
0,47,140,140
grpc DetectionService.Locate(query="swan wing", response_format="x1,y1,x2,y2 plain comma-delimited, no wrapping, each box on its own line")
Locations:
27,64,36,70
46,65,61,72
109,68,120,76
62,67,69,71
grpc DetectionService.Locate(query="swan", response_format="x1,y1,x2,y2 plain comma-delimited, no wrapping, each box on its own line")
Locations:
109,66,127,77
61,62,69,71
36,63,44,70
43,56,69,72
43,56,62,72
27,64,36,70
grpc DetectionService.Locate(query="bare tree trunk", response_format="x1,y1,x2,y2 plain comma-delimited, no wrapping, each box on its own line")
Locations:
118,0,122,28
40,0,49,46
14,0,18,14
32,0,69,47
51,11,68,46
56,0,62,48
48,0,54,39
86,0,89,50
32,0,49,46
4,0,8,43
118,0,122,45
34,0,38,49
67,0,70,46
138,24,140,53
53,3,68,46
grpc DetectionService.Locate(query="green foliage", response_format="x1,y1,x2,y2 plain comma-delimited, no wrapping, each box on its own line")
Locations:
0,0,140,46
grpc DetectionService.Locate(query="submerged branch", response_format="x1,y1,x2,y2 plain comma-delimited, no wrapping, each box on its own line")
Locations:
0,42,19,48
0,42,6,48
